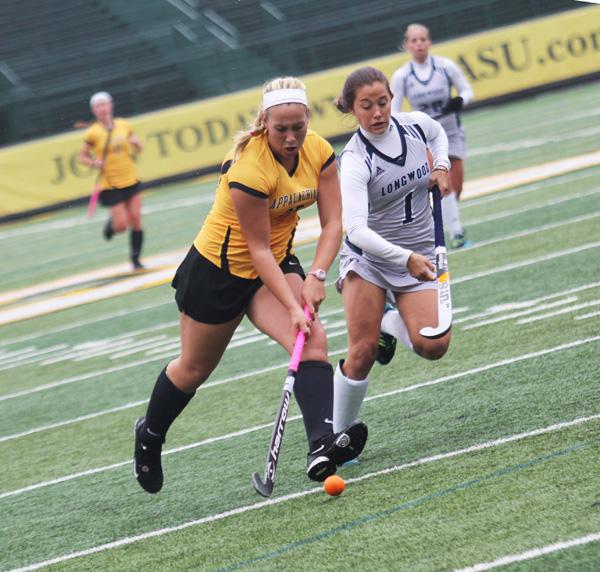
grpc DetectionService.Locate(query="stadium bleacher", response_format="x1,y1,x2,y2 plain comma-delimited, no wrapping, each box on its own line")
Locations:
0,0,580,145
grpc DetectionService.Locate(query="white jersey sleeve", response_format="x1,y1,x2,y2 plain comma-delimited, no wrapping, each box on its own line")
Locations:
390,66,408,114
404,111,450,171
340,150,413,267
442,57,473,105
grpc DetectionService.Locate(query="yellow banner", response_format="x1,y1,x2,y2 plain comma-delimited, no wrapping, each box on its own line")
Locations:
1,5,598,217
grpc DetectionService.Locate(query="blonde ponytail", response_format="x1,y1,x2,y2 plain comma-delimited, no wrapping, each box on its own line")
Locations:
232,76,308,162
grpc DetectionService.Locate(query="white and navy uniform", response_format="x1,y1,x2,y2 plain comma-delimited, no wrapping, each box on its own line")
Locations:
391,56,472,160
337,111,450,293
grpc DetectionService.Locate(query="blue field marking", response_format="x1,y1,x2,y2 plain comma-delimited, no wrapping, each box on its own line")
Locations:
216,438,598,572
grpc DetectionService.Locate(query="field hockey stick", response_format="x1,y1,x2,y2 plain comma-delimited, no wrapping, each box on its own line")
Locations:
86,127,113,219
87,180,102,219
252,305,311,497
419,184,452,339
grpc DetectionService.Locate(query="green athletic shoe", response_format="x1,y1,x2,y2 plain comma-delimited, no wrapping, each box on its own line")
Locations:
376,303,397,365
449,233,473,250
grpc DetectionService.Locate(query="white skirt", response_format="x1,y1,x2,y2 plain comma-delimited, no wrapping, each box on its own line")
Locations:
336,240,437,294
447,127,467,161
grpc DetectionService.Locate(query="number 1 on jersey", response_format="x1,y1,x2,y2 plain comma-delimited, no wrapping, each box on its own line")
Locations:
402,191,414,224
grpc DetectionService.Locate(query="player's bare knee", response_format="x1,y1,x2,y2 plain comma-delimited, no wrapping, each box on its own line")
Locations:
172,361,210,390
414,339,448,360
112,219,128,233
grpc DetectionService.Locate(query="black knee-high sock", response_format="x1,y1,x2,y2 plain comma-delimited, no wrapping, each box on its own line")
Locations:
142,367,195,442
293,360,334,450
130,229,144,261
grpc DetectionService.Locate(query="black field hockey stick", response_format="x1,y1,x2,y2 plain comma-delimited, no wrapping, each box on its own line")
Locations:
419,184,453,339
252,306,310,497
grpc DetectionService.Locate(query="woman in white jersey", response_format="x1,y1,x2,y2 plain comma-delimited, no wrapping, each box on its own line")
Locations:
391,23,473,249
332,66,451,436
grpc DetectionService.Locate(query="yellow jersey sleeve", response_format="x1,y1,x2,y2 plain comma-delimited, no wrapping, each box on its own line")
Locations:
227,155,272,199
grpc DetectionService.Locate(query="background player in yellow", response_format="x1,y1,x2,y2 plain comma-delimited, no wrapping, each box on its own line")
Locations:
133,77,367,494
79,92,145,269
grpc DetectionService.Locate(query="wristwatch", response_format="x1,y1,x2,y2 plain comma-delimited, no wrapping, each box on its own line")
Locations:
308,268,327,281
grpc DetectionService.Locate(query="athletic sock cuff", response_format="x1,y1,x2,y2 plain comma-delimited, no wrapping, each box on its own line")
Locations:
338,360,368,385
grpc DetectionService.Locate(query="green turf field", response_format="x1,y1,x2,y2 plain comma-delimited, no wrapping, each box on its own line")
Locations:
1,81,599,571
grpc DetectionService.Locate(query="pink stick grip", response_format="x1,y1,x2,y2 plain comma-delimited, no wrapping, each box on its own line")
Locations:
87,190,100,219
289,305,311,372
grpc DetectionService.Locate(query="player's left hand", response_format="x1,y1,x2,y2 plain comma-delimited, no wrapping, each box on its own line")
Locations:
429,169,449,196
302,275,326,319
442,96,463,113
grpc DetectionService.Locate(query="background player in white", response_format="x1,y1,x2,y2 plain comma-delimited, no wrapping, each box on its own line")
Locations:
391,23,473,249
332,66,452,435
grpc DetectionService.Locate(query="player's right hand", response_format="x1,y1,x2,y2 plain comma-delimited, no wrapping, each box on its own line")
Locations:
407,253,436,281
290,305,311,336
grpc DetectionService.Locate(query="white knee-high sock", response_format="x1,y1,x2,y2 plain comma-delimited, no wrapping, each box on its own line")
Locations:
333,362,368,433
381,308,414,352
441,192,463,237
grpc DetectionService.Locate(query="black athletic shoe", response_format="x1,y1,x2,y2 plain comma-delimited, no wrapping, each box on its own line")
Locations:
133,417,163,493
376,303,397,366
376,332,397,366
306,421,368,482
131,256,145,271
103,219,114,241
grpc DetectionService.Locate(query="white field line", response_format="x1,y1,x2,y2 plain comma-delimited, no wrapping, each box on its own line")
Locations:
1,179,596,329
461,150,600,200
0,300,174,348
2,242,598,402
461,167,596,210
518,299,600,325
469,126,600,158
0,223,322,327
1,335,598,497
0,346,349,444
0,193,216,242
575,310,600,321
0,346,43,364
463,188,598,227
109,337,179,360
455,282,600,325
7,413,600,572
1,201,589,349
0,401,148,444
74,335,171,362
453,531,600,572
2,156,598,318
461,297,578,331
0,267,179,326
0,250,186,306
450,212,600,255
0,345,70,372
454,241,600,285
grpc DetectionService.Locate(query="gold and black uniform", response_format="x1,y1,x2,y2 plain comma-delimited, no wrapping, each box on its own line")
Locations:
173,130,335,323
84,118,140,206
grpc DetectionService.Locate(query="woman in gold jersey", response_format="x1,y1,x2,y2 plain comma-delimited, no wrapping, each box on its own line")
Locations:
79,92,145,269
133,77,367,494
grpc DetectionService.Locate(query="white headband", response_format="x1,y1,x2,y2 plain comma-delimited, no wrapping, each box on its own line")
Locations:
263,88,308,110
90,91,112,108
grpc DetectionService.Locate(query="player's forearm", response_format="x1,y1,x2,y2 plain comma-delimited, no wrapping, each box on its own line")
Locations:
346,225,412,267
